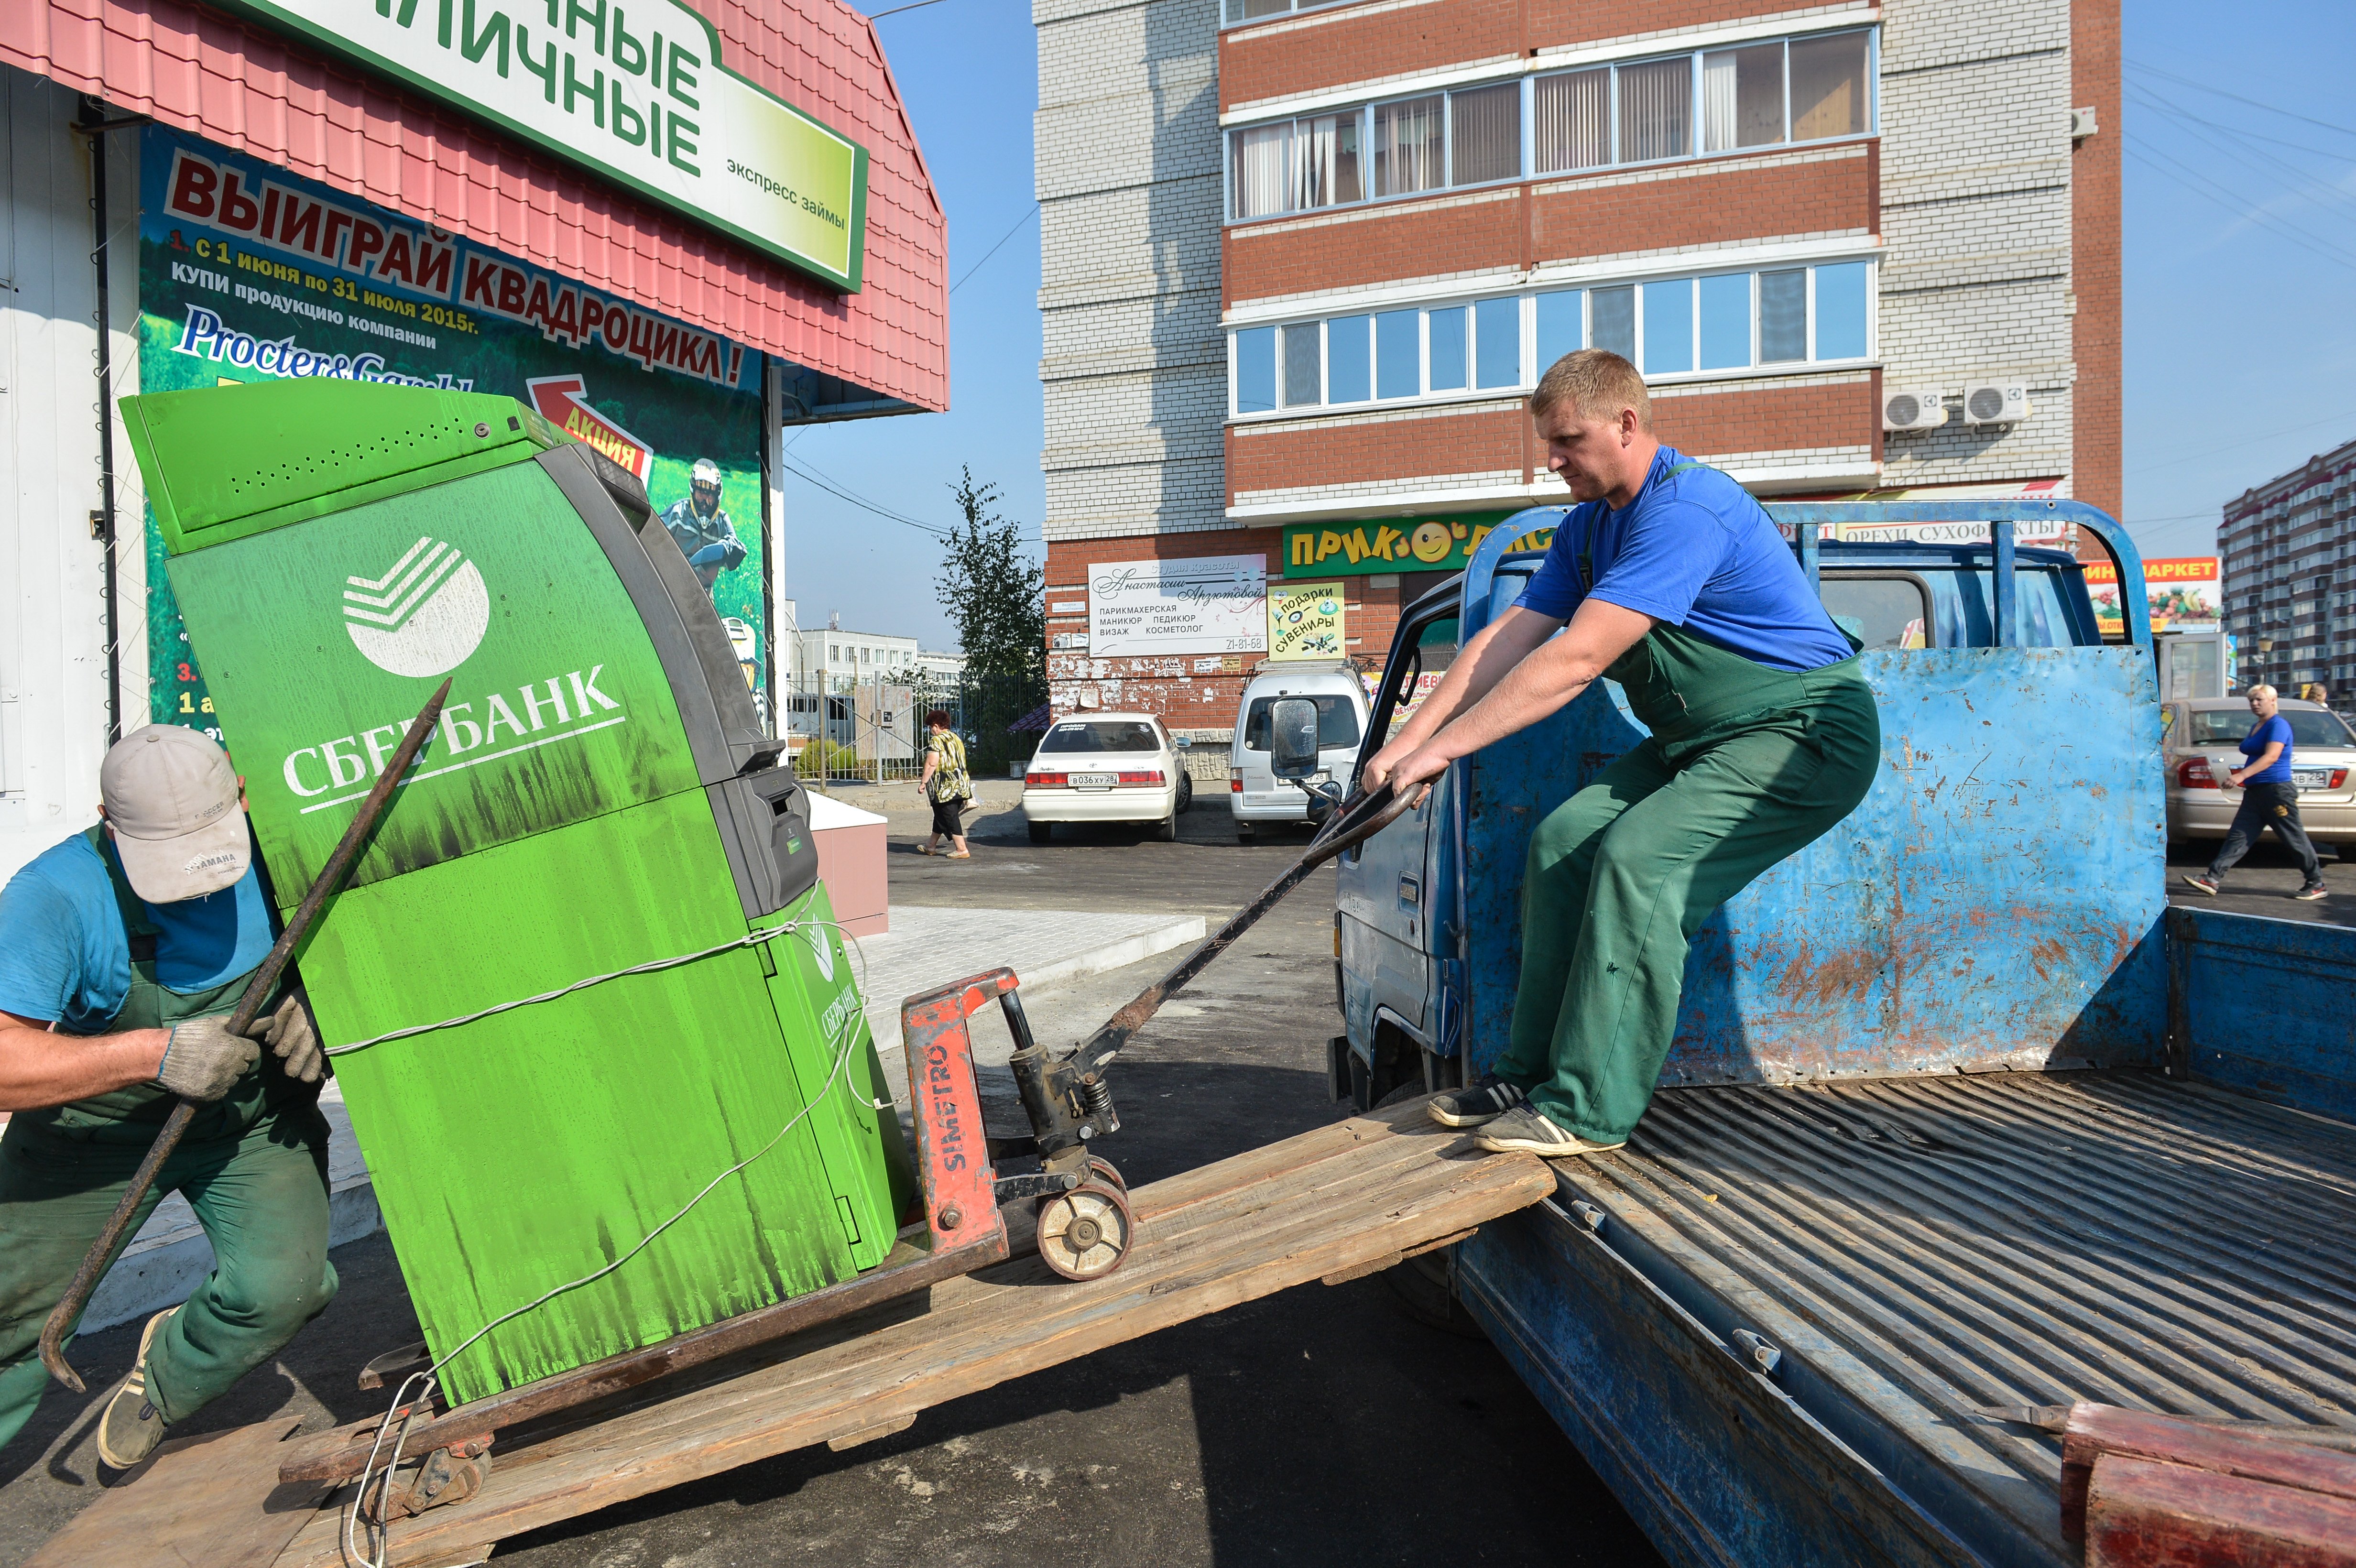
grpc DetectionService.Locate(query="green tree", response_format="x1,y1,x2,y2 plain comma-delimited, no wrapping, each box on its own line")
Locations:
936,468,1046,772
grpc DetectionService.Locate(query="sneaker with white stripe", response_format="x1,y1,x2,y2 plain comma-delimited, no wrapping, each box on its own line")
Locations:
1426,1075,1528,1128
1472,1104,1626,1159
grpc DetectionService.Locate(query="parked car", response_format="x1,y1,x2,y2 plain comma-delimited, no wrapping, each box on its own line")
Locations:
1022,713,1192,842
1229,660,1370,841
2164,695,2356,856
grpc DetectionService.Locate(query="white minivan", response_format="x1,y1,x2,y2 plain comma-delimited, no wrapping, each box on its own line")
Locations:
1228,660,1370,841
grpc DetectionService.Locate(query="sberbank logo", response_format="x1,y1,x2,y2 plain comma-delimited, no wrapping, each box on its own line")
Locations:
344,536,490,677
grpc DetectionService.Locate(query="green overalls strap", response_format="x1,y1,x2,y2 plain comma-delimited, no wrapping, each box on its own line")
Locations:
0,828,335,1449
1494,463,1883,1142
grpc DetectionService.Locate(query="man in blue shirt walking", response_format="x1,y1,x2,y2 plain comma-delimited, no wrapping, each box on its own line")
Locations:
1367,350,1881,1157
0,726,333,1470
2182,684,2327,900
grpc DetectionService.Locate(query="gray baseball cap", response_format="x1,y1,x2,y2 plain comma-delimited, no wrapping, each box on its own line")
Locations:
99,726,250,903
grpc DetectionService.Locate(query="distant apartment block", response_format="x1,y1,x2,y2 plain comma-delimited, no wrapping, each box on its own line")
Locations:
1034,0,2121,725
2221,438,2356,698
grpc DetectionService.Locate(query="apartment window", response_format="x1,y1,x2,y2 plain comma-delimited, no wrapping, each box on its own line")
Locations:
1702,44,1784,151
1451,82,1522,187
1536,289,1583,369
1329,315,1372,403
1227,259,1872,416
1790,31,1870,140
828,644,840,662
1374,96,1445,197
1283,322,1321,406
1617,57,1691,163
1228,115,1363,220
1534,69,1609,174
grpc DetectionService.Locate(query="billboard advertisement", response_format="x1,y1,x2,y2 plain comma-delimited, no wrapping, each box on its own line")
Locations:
1087,555,1268,656
2084,556,2221,636
138,124,768,740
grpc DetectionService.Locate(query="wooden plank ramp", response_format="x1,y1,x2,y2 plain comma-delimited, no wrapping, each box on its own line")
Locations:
184,1100,1545,1566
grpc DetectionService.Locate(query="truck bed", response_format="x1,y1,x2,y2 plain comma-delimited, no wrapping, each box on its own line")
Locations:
1462,1069,2356,1568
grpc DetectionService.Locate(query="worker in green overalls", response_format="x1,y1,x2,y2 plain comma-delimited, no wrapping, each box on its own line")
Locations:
1366,349,1881,1156
0,725,334,1468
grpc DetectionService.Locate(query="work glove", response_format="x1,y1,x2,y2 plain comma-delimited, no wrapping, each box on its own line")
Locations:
248,989,326,1085
155,1016,261,1102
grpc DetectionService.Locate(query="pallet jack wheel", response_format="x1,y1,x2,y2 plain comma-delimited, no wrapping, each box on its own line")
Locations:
1035,1182,1135,1281
1084,1155,1126,1193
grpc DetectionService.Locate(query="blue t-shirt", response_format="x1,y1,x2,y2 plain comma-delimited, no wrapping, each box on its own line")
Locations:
0,829,276,1034
1513,447,1855,674
2241,714,2294,785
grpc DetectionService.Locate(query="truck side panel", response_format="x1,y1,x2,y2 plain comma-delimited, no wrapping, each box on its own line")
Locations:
2171,906,2356,1122
1459,646,2168,1086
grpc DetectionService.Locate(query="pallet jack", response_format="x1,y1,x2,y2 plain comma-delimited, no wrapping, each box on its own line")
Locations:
275,774,1412,1516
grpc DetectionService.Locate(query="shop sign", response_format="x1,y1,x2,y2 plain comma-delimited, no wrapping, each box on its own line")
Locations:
139,124,771,737
1267,582,1345,661
1088,556,1267,656
206,0,868,291
1282,513,1546,577
2084,556,2221,635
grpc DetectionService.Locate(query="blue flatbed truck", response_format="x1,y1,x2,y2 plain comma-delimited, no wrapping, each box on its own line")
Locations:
1331,503,2356,1567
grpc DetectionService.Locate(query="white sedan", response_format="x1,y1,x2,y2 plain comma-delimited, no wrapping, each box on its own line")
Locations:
1022,713,1193,842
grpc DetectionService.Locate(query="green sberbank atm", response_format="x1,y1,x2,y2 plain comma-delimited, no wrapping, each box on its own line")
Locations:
121,379,912,1405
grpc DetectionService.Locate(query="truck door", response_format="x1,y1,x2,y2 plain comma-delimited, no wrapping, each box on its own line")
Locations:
1335,600,1459,1102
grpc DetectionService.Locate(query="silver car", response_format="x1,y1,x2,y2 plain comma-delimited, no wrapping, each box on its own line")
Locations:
2163,697,2356,856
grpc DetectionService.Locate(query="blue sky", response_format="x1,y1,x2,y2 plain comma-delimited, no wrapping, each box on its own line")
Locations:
784,0,2356,647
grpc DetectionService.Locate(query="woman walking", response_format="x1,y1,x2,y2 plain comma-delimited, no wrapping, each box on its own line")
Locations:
918,710,974,860
2183,685,2327,901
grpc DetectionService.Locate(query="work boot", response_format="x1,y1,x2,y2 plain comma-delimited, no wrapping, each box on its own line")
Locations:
1472,1104,1625,1159
96,1307,175,1471
1427,1074,1528,1128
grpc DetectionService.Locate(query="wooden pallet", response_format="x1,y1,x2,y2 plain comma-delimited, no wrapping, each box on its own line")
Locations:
34,1100,1552,1568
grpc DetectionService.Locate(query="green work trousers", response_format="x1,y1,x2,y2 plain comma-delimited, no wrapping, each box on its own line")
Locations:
0,1100,337,1453
1494,660,1881,1143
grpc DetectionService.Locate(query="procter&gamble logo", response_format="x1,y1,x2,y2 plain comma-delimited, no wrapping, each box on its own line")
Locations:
344,536,491,677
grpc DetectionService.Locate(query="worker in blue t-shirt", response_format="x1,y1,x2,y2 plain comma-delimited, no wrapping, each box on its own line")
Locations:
1366,349,1881,1158
2183,683,2326,900
0,727,334,1470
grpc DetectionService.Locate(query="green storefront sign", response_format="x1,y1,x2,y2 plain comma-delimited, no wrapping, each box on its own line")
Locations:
205,0,868,290
139,124,770,743
1282,512,1554,577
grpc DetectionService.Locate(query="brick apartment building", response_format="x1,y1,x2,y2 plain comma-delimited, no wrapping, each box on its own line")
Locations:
1032,0,2121,730
2219,437,2356,701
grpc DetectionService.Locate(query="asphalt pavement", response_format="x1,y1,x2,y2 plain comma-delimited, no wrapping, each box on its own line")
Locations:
0,790,1658,1568
2166,836,2356,925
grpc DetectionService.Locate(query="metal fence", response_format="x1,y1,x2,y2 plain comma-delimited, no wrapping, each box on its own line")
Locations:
776,669,1047,787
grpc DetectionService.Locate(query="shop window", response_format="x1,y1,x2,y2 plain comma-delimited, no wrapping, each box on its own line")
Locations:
1374,96,1445,197
1536,289,1583,370
1641,279,1693,374
1617,57,1691,163
1759,270,1808,362
1535,69,1610,174
1429,306,1468,391
1375,310,1420,399
1451,82,1522,186
1698,273,1751,370
1475,297,1521,389
1329,315,1372,403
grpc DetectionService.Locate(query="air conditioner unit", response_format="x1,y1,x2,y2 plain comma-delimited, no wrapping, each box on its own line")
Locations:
1964,381,2030,424
1882,388,1949,431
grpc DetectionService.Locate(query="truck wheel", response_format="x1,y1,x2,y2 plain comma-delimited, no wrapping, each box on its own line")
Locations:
1028,822,1053,845
1372,1084,1487,1340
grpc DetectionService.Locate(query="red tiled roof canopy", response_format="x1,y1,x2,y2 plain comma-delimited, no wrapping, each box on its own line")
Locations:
3,0,949,410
